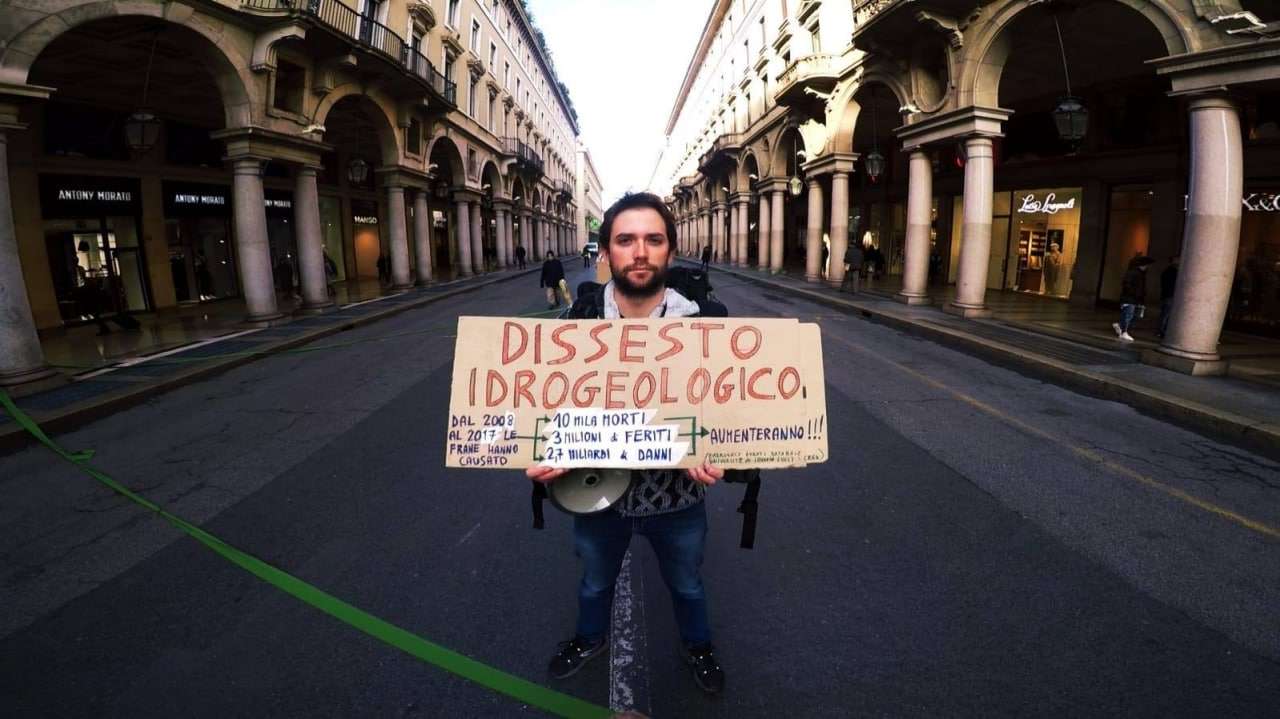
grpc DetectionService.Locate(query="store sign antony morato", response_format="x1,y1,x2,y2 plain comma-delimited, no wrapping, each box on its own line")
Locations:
56,188,133,203
174,193,226,206
1017,193,1076,214
1243,192,1280,212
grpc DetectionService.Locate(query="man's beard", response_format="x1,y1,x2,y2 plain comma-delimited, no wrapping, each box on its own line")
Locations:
611,261,668,299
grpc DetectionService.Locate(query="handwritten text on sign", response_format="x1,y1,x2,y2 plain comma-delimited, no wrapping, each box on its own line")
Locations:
445,317,827,470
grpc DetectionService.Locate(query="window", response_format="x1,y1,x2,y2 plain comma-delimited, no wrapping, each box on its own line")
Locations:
273,59,305,114
504,61,511,88
447,0,460,27
468,75,477,116
406,117,422,155
810,21,821,53
489,41,497,69
744,39,750,68
491,0,499,15
471,18,481,50
488,91,497,133
445,52,456,84
759,17,766,48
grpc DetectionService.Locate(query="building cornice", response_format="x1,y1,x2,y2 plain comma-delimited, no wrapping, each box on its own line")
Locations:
664,0,733,136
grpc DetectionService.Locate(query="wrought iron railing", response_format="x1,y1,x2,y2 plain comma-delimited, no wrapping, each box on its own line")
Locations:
241,0,456,105
515,140,544,174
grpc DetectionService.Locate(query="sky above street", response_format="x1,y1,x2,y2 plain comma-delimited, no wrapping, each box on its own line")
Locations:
528,0,711,204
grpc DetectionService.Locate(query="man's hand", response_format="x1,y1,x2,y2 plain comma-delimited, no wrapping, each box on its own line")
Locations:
526,466,570,484
685,460,724,486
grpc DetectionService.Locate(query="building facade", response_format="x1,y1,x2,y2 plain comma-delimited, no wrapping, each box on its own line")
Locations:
575,144,603,246
651,0,1280,375
0,0,587,391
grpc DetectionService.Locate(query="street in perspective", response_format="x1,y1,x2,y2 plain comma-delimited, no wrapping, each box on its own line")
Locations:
2,1,1280,717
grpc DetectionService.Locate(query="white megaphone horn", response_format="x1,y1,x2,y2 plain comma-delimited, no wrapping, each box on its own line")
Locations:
549,468,633,515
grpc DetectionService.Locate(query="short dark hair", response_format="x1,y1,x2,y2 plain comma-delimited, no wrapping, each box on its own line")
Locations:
600,192,677,251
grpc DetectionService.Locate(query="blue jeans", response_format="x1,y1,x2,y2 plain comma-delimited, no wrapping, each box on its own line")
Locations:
1119,303,1139,333
573,503,710,645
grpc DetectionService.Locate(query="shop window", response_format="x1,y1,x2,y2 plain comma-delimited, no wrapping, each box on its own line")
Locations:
273,60,306,115
406,117,422,155
1230,187,1280,334
1100,188,1153,302
43,102,130,161
165,120,223,168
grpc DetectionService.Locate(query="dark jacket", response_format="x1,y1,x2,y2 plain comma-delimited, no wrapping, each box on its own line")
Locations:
565,275,752,514
1120,256,1153,304
1160,265,1179,301
700,245,713,263
844,244,864,269
540,258,565,288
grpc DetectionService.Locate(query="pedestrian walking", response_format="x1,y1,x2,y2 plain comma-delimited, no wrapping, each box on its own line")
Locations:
540,250,566,309
841,242,864,294
527,192,759,696
700,242,712,272
376,254,390,285
582,245,591,268
1113,255,1154,342
323,250,339,297
515,244,527,269
1158,255,1180,339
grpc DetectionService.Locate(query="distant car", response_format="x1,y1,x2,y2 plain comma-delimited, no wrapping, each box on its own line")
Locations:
584,241,599,256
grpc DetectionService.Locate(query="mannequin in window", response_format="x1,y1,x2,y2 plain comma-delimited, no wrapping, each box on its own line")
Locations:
1044,241,1065,296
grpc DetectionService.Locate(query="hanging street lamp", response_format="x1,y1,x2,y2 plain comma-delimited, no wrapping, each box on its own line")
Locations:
125,31,163,153
1052,14,1088,147
348,158,370,185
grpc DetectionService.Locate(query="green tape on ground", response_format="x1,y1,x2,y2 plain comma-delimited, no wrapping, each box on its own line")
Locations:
0,390,611,719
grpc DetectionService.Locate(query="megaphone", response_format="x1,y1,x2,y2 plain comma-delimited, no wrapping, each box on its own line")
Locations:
549,468,632,515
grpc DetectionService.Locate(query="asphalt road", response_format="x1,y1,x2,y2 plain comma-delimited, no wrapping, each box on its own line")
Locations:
2,262,1278,718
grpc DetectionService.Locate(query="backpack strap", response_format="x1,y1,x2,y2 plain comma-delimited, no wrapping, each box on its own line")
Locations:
736,470,761,549
531,480,548,529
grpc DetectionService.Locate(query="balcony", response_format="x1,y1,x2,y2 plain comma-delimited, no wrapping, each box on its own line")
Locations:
774,54,841,108
506,139,544,177
555,178,573,199
240,0,456,108
852,0,970,48
697,132,744,174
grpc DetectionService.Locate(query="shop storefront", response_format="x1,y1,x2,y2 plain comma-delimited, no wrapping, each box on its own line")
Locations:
38,174,151,324
163,181,238,303
264,189,298,293
318,195,348,283
950,186,1083,298
351,199,382,279
1229,188,1280,334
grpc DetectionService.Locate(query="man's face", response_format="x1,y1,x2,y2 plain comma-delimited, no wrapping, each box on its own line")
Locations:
607,208,673,298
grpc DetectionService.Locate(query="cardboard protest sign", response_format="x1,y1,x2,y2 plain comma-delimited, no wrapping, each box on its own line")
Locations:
445,316,827,470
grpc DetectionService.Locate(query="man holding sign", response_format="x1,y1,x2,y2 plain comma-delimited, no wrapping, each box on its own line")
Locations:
526,193,745,695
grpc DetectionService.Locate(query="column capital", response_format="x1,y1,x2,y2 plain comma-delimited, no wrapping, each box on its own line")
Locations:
211,126,330,166
711,201,727,212
756,178,790,194
894,106,1011,151
802,152,858,176
453,188,483,203
493,198,514,211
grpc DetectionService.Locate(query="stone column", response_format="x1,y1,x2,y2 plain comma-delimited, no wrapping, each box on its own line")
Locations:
470,202,484,274
827,171,850,287
495,207,509,268
946,136,995,318
898,149,933,304
757,191,771,271
231,157,283,324
770,190,785,273
505,211,516,267
804,178,824,282
294,165,332,311
711,204,725,262
413,190,433,284
1148,95,1244,375
384,183,412,290
725,203,738,265
0,124,59,391
455,197,473,278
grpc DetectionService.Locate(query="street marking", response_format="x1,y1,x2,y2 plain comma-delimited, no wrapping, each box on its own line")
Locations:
824,332,1280,542
609,548,650,714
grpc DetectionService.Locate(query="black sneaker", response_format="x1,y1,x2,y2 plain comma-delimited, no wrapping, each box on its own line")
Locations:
548,636,607,679
683,642,725,694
